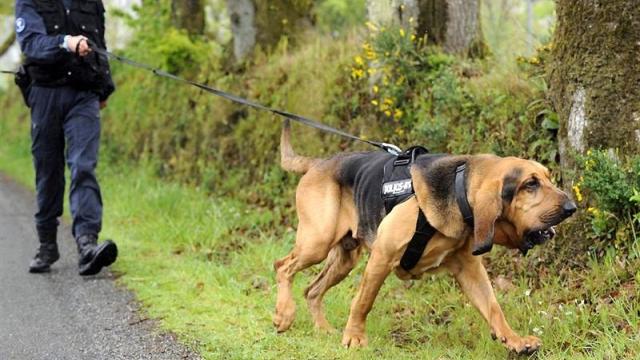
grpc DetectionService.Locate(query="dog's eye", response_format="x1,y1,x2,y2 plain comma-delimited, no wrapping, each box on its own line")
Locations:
524,178,539,190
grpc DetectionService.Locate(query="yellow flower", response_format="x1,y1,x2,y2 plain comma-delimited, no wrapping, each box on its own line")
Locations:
384,98,394,105
411,34,416,41
384,110,392,117
585,159,595,170
351,68,364,79
367,68,376,75
365,50,377,60
399,28,405,37
373,85,379,93
394,109,403,118
366,21,378,32
587,207,599,215
371,100,379,106
572,184,583,202
354,56,364,66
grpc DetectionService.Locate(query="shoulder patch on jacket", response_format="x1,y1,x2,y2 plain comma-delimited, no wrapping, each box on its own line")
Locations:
16,18,26,33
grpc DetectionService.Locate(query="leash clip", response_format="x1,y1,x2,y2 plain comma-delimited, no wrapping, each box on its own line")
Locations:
381,143,402,156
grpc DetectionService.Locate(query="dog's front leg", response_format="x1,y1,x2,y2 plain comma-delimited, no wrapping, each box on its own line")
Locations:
447,254,541,355
342,247,393,348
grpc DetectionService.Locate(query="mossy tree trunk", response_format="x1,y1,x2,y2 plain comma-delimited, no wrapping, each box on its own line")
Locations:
366,0,487,57
547,0,640,176
227,0,314,63
171,0,205,36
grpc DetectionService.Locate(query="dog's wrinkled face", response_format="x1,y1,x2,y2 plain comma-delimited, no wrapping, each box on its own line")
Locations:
494,159,576,255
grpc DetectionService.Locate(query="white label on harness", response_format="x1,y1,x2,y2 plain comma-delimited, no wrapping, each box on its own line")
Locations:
382,179,413,197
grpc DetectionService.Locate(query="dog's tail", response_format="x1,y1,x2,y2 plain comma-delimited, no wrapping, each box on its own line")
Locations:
280,119,320,174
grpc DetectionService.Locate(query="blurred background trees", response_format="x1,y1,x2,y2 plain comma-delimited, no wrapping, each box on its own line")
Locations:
171,0,206,36
227,0,315,62
367,0,487,57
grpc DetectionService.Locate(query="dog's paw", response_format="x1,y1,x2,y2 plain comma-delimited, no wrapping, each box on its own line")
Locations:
342,331,368,348
499,334,541,355
272,308,296,333
314,320,336,334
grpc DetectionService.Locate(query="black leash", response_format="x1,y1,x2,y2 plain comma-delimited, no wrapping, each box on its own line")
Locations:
87,45,402,155
1,70,17,75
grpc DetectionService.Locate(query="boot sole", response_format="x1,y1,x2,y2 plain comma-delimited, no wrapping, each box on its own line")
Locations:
79,241,118,276
29,264,52,273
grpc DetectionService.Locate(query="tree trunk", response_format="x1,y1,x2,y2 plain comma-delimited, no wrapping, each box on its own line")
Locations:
227,0,314,63
366,0,487,57
171,0,205,36
547,0,640,173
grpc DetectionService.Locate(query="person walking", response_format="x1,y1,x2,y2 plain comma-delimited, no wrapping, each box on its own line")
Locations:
14,0,117,275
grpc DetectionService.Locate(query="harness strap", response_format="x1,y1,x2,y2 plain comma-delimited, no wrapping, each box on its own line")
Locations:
400,163,474,272
455,164,474,227
400,208,437,271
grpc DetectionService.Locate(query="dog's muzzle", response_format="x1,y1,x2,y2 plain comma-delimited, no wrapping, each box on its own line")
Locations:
519,200,577,256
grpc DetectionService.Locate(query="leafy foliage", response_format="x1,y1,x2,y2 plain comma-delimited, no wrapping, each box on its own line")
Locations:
315,0,367,34
574,150,640,248
337,24,557,164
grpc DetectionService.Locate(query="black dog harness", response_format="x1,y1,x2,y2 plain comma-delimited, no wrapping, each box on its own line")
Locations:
382,147,474,271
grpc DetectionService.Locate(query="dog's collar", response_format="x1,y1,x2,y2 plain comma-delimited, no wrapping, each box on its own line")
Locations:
455,164,474,228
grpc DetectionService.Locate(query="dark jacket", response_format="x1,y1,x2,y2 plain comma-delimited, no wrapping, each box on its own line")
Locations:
15,0,115,101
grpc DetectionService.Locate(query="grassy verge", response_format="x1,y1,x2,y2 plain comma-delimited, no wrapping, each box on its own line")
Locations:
1,90,638,359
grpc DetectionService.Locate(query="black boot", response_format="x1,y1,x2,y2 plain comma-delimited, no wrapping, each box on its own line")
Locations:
76,234,118,276
29,230,60,273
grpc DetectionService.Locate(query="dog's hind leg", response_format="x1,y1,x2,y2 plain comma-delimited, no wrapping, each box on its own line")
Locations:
273,229,336,333
304,236,363,332
273,176,342,333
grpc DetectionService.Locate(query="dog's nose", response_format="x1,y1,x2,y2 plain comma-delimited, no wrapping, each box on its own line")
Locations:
562,201,577,216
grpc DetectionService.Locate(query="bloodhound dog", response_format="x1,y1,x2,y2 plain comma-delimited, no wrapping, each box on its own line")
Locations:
273,120,576,354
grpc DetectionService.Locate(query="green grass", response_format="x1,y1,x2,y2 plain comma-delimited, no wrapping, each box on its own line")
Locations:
1,90,638,359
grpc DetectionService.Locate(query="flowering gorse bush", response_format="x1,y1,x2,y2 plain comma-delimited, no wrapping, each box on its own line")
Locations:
337,22,557,164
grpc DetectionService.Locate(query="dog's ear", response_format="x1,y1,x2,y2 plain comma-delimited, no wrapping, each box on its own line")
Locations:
471,180,503,255
471,169,521,255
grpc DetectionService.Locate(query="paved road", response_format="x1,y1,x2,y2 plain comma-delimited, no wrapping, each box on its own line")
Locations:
0,173,199,360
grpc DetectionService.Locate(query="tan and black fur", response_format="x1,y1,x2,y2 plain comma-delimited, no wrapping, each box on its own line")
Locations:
273,120,576,354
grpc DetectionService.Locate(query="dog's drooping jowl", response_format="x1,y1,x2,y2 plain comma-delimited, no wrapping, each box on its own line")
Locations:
273,120,576,354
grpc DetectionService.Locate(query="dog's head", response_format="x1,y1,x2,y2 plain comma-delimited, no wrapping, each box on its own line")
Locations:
471,157,576,256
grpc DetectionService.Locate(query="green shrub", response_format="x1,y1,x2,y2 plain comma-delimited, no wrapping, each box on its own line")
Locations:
315,0,367,33
574,150,640,248
335,24,557,164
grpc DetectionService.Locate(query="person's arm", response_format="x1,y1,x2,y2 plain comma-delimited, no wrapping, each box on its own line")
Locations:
15,0,91,63
97,0,115,104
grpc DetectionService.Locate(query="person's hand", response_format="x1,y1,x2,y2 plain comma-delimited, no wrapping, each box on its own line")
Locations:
100,100,107,110
68,35,91,57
